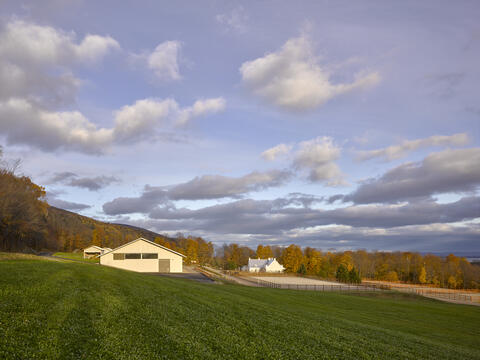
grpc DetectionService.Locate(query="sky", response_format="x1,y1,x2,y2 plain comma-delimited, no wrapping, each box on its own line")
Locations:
0,0,479,252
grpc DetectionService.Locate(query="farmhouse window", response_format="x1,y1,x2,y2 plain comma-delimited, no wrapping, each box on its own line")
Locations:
125,253,141,259
142,253,158,259
113,253,125,260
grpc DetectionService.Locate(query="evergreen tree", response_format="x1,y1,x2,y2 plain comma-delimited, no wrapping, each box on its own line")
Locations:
348,267,361,284
297,263,307,275
336,264,349,283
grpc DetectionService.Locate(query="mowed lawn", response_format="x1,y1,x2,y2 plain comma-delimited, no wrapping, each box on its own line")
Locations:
53,252,99,263
0,257,479,360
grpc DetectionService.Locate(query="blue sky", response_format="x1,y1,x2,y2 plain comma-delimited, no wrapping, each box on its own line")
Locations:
0,0,479,252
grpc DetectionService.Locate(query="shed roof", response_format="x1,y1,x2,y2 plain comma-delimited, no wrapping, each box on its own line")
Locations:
84,245,104,252
99,238,186,258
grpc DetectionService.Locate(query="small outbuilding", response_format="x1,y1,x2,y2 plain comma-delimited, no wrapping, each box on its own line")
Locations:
99,237,185,273
83,245,108,259
244,258,285,273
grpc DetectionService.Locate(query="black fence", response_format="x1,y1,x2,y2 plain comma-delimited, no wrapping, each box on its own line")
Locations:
247,277,389,291
396,287,477,303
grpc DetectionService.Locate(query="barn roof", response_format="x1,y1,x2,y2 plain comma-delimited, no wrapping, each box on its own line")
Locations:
98,237,186,258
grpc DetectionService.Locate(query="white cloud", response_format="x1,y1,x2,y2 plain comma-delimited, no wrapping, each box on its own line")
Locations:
176,97,226,126
216,7,248,33
260,136,345,186
240,36,380,110
293,137,345,185
113,98,178,143
0,98,113,154
0,20,119,106
75,34,120,63
0,96,225,153
357,133,471,161
261,143,292,161
147,41,182,80
0,20,118,66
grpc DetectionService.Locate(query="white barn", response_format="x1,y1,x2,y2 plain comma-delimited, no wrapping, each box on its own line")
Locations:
83,245,111,259
99,238,185,273
245,258,285,273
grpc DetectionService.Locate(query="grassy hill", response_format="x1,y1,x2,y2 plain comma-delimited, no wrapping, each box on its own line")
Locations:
1,255,479,359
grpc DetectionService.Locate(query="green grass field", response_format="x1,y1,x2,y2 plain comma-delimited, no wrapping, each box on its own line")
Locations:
53,252,99,263
0,255,479,359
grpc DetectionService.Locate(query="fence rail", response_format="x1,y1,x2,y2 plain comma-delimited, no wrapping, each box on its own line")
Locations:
395,287,476,302
247,277,388,292
202,268,480,304
245,278,480,303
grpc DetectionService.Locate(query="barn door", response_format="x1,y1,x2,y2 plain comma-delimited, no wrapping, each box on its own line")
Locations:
158,259,170,273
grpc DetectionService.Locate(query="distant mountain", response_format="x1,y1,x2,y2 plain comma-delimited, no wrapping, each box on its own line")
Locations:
46,206,176,251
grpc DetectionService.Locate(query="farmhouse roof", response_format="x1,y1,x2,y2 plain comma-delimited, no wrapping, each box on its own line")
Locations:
248,258,269,268
98,237,186,258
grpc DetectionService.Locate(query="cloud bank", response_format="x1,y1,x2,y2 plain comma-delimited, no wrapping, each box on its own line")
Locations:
337,148,480,204
357,133,470,161
0,96,225,154
103,169,292,215
50,172,119,191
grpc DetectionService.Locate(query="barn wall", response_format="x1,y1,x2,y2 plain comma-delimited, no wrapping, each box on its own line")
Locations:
100,240,183,273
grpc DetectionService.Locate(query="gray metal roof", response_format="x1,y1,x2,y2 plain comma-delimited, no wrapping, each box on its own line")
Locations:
248,258,278,268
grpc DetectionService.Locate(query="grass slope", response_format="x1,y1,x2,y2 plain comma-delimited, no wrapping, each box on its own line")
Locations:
0,256,479,360
53,252,99,263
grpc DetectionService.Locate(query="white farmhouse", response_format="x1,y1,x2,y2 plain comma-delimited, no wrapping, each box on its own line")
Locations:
99,238,185,273
245,258,285,273
83,245,111,259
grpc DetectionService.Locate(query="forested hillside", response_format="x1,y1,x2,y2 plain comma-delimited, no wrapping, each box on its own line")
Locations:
46,206,175,251
0,162,174,252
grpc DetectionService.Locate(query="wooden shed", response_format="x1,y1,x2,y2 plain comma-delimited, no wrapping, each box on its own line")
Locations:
83,245,105,259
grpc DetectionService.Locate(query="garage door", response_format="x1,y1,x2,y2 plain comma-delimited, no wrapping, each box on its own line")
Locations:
158,259,170,273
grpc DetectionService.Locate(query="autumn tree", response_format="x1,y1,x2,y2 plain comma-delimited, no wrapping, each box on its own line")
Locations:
282,244,303,273
256,245,274,259
418,266,427,284
0,165,48,251
304,247,322,275
197,239,213,265
185,237,199,264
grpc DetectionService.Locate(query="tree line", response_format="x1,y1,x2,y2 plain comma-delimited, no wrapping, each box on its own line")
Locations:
208,243,479,289
1,150,478,289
